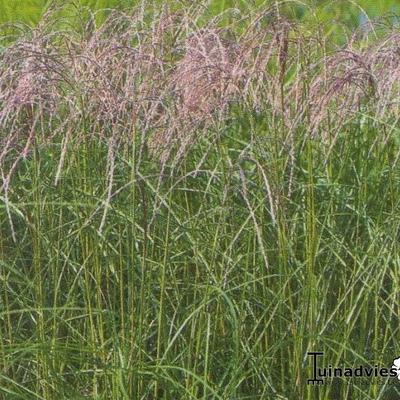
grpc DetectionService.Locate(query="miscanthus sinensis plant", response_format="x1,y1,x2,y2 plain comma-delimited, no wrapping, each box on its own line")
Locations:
1,6,400,219
2,3,400,400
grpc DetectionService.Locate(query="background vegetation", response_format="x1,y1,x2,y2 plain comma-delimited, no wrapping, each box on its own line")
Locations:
1,0,400,27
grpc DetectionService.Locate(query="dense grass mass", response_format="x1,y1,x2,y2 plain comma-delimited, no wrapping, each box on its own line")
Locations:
2,2,400,399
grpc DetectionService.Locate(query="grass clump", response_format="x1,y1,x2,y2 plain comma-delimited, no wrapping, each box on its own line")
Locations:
1,2,400,399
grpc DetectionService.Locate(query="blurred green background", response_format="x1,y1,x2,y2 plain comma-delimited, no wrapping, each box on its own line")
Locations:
0,0,399,26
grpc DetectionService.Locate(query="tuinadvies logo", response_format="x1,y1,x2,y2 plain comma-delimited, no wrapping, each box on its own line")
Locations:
306,352,400,385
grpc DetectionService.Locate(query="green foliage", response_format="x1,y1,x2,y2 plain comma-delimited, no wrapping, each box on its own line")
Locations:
2,105,400,399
